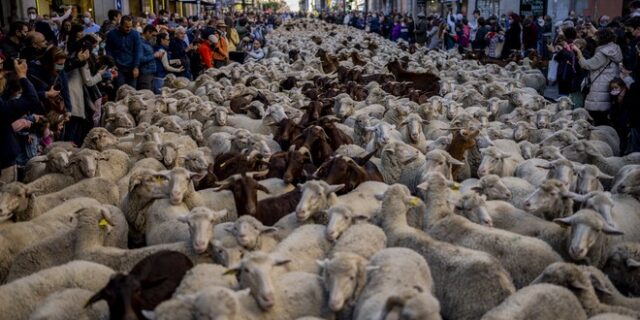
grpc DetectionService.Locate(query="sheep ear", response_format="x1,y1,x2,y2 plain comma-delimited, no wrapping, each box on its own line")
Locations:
223,266,241,276
601,223,624,235
553,216,574,228
141,310,156,320
274,257,291,266
569,279,590,291
141,275,168,287
316,259,329,269
325,184,345,194
588,273,613,296
470,186,482,193
366,265,381,272
85,289,107,307
177,216,189,224
626,258,640,268
597,172,614,180
256,184,271,194
536,163,552,169
260,226,278,234
384,295,407,313
374,193,384,201
353,213,370,221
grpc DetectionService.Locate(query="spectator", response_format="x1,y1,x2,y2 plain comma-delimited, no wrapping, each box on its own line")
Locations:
26,7,57,46
28,47,71,118
138,25,159,91
415,13,428,46
169,26,192,79
522,17,538,51
0,22,29,60
472,17,489,50
82,12,101,35
246,39,265,62
608,77,631,153
21,32,49,62
66,24,86,54
470,9,481,41
501,13,522,59
459,18,471,51
573,28,623,125
236,18,250,40
211,20,229,68
100,9,122,34
199,34,214,69
225,17,240,52
0,59,42,183
427,19,443,50
551,32,582,105
57,20,73,50
153,32,184,93
407,16,415,43
632,0,640,18
369,13,381,34
391,18,402,41
105,15,142,88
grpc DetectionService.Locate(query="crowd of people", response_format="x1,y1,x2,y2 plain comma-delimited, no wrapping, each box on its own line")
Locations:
0,6,285,183
320,2,640,155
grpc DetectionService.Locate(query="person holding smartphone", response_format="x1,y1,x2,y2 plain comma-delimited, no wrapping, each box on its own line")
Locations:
0,59,42,183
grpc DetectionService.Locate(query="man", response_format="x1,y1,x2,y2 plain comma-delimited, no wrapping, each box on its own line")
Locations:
26,7,57,46
20,32,49,61
0,22,29,60
138,25,160,90
632,0,640,18
105,15,142,88
82,12,101,34
414,12,428,46
0,59,42,183
101,10,121,34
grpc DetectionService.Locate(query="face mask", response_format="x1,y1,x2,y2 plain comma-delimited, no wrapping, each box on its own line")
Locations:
55,63,64,71
92,47,99,55
84,17,91,25
136,26,143,33
28,13,37,20
99,42,106,49
611,89,621,96
538,19,544,26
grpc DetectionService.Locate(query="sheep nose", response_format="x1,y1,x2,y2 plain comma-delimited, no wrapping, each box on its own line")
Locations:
483,218,493,227
506,191,512,199
570,246,586,258
260,293,275,308
283,174,293,184
329,298,344,311
524,201,531,209
326,231,337,241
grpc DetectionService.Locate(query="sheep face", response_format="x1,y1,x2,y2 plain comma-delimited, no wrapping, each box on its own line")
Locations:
554,210,623,262
317,252,367,312
512,122,532,142
179,207,227,254
68,149,104,179
401,115,426,143
423,150,463,180
531,262,594,294
0,183,32,220
84,128,119,151
225,252,290,310
295,181,343,221
86,273,142,320
213,107,230,126
425,136,451,153
46,149,71,173
602,243,640,296
366,123,396,147
536,111,551,129
228,216,277,250
212,238,246,267
454,193,493,226
136,142,163,162
476,175,512,201
575,165,612,195
535,146,563,161
161,143,178,168
523,180,570,220
613,168,640,197
477,147,512,177
283,146,312,184
384,289,442,320
183,150,210,176
566,192,616,228
184,121,204,144
163,168,197,205
129,170,168,198
325,206,368,242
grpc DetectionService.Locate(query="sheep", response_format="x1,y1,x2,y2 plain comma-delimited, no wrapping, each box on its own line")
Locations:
480,284,587,320
603,242,640,297
172,263,238,296
379,141,425,185
0,195,100,271
145,286,256,320
352,248,440,320
376,184,516,320
176,207,229,253
364,121,402,156
65,148,130,183
224,251,334,319
581,265,640,312
477,146,524,177
420,175,562,288
221,215,279,252
523,179,574,220
28,288,109,320
81,127,120,151
565,140,640,176
325,205,387,259
0,261,114,320
267,224,332,278
24,147,72,182
398,113,429,153
116,157,166,201
531,262,640,318
0,174,76,223
86,250,194,320
5,204,127,282
612,165,640,198
575,164,614,194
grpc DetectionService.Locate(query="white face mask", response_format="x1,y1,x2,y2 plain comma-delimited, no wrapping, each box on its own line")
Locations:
611,89,621,96
538,19,544,26
83,17,91,25
28,13,37,20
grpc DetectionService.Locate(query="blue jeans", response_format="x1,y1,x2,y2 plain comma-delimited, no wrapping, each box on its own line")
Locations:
153,78,164,94
628,127,640,154
114,69,137,88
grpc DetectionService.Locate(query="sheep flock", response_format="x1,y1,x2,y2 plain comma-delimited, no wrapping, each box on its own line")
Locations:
3,19,640,320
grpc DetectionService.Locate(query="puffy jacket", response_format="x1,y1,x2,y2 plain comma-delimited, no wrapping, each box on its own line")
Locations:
579,42,623,112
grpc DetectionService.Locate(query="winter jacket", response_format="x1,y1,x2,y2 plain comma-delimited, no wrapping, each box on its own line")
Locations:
369,17,381,33
139,39,157,76
105,28,142,72
391,24,402,41
501,24,521,59
0,78,42,169
199,42,213,69
415,19,428,44
578,42,623,112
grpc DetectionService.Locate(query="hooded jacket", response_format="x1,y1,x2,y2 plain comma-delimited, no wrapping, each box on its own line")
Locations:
578,42,623,112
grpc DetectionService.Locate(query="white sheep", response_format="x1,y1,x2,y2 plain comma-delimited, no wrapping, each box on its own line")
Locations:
325,205,386,259
172,263,238,296
0,261,114,320
28,288,109,320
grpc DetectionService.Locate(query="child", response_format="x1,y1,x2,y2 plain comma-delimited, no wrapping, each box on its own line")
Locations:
39,119,54,151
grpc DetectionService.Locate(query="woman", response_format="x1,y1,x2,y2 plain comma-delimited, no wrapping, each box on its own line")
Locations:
0,59,42,183
246,39,265,62
472,17,489,50
391,18,402,42
153,32,184,94
225,17,240,53
501,13,522,59
65,23,85,54
57,19,73,50
64,35,104,145
608,78,632,154
28,47,72,117
573,28,623,125
427,20,443,50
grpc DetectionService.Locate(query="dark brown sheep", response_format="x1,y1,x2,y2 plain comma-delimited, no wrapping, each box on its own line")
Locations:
86,251,193,320
256,188,303,226
386,59,441,93
314,153,383,194
212,150,267,181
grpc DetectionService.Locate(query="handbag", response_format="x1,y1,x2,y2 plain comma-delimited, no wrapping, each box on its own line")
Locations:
547,53,558,83
581,58,612,96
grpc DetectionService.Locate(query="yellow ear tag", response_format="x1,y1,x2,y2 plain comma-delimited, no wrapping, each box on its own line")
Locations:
409,197,420,206
99,218,109,228
451,183,461,190
155,176,165,183
219,162,227,168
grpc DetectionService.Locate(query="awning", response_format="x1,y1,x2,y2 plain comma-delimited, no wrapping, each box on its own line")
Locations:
175,0,217,6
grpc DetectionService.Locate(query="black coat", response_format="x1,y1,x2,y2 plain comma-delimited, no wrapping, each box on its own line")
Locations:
0,78,42,169
501,24,522,59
